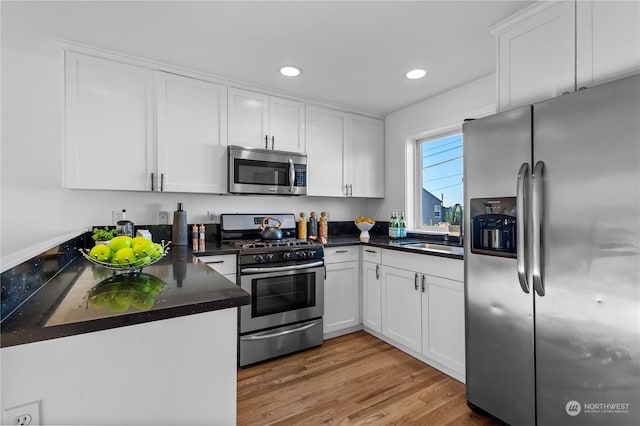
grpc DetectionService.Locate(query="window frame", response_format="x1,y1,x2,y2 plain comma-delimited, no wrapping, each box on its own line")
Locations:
412,125,463,232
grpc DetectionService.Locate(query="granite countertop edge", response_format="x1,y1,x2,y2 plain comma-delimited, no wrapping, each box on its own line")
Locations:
1,294,250,348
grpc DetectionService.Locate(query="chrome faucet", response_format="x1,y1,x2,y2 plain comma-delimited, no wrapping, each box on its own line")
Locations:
451,203,464,243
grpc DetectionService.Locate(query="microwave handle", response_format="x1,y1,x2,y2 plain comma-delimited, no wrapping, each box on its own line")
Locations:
289,158,295,193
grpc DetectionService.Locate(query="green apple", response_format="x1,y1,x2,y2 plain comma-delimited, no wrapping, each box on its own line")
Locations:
131,236,151,246
89,245,112,262
133,238,155,258
149,243,164,259
134,256,151,267
109,236,133,253
113,247,136,266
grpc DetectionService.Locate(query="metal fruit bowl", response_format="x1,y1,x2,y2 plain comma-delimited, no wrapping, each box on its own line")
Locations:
79,241,171,274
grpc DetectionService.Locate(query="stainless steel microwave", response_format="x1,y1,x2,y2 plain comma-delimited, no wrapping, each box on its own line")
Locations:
228,145,307,195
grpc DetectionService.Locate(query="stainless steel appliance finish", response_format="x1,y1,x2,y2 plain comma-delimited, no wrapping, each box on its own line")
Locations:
221,213,324,367
228,145,307,195
463,74,640,426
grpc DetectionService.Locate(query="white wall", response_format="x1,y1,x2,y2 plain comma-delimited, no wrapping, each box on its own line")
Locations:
0,46,366,265
367,74,497,225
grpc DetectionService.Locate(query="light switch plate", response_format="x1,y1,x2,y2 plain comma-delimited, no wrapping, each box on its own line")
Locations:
159,211,169,224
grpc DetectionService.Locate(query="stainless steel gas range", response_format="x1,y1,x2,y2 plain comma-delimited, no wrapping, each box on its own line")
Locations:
220,213,324,367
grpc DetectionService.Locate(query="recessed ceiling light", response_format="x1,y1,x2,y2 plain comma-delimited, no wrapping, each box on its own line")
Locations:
279,66,302,77
406,69,427,80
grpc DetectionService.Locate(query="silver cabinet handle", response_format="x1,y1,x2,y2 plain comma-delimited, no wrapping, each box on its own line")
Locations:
264,134,269,149
375,264,380,280
288,158,295,193
414,272,419,291
160,173,164,192
532,161,545,297
271,135,275,150
335,250,349,254
421,274,426,293
205,260,224,265
516,163,531,294
349,184,353,197
365,249,377,254
151,172,155,191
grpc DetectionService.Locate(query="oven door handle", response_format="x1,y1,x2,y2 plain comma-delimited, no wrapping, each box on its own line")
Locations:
240,319,322,341
241,261,324,274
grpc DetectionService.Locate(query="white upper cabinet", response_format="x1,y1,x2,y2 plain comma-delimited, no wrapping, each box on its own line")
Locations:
65,52,155,191
156,72,228,193
492,0,640,111
305,105,349,197
492,1,576,111
346,114,384,198
228,88,305,152
306,105,384,198
65,52,228,193
576,0,640,88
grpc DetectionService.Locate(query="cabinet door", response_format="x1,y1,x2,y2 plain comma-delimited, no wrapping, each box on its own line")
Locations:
422,275,465,376
381,266,422,352
362,261,382,333
156,72,228,193
269,96,305,153
494,1,575,111
228,88,269,149
305,105,348,197
576,0,640,88
324,261,360,334
346,114,384,198
65,52,154,190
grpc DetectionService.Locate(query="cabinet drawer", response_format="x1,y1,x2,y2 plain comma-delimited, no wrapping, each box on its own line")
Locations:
198,254,237,275
361,246,381,263
324,246,359,263
382,249,463,281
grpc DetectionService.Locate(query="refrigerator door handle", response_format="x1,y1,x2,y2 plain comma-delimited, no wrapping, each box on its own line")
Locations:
532,160,545,296
516,162,531,294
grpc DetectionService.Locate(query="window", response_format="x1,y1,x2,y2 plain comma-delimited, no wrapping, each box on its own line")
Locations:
416,132,463,230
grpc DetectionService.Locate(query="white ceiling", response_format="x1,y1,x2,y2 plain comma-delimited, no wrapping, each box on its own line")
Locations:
1,0,533,117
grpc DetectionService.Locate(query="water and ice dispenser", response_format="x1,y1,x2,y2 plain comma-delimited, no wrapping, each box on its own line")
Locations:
470,197,517,258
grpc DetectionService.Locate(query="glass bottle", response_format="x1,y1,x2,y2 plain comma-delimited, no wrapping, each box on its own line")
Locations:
399,211,406,238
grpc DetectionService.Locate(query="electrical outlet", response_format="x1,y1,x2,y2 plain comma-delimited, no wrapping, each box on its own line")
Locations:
159,211,169,224
4,401,40,426
112,209,125,225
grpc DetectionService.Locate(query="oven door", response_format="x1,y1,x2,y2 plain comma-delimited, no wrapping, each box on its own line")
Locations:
239,262,324,334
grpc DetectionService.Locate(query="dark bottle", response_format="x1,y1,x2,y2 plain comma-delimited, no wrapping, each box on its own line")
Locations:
172,203,188,246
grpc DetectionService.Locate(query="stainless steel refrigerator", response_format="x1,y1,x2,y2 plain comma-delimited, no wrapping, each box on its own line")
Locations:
463,73,640,426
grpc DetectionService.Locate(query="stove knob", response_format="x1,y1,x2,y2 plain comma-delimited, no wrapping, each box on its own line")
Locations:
299,251,307,258
307,250,316,258
265,254,274,262
254,254,264,263
282,252,292,260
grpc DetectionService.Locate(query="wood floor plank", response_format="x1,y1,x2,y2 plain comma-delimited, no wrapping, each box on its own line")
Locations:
237,331,500,426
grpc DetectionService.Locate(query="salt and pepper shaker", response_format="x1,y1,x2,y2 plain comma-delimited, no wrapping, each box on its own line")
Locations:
298,212,307,240
192,224,199,248
309,212,318,239
199,224,205,251
319,211,328,244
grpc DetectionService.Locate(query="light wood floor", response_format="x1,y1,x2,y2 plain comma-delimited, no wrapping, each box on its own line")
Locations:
237,331,500,425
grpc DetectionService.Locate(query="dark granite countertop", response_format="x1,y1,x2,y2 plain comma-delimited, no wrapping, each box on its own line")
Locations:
1,246,249,348
323,235,464,260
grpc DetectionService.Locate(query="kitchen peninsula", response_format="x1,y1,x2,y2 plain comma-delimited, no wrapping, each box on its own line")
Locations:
1,236,249,425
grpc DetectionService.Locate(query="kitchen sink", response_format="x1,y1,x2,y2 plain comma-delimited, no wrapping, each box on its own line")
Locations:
397,242,464,256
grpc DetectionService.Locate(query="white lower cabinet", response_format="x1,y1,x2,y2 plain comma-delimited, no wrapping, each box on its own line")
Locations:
381,266,422,353
421,274,465,377
379,249,465,382
323,246,361,337
197,254,237,284
361,247,382,333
